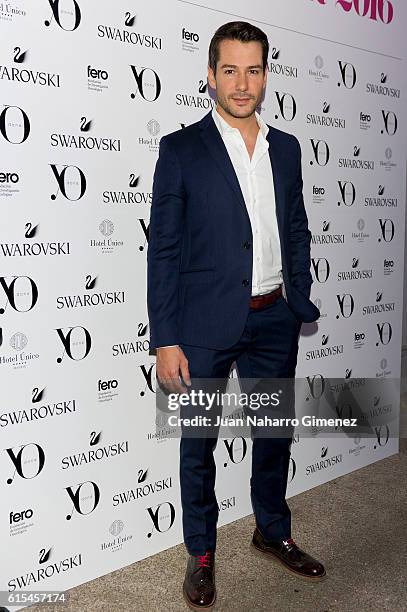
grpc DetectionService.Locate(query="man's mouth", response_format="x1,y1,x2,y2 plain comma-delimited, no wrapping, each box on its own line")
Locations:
232,97,252,104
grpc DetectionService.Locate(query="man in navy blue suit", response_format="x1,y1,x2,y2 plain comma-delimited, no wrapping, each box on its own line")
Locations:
147,21,325,609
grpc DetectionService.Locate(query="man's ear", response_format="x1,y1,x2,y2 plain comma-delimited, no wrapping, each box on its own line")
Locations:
207,64,216,90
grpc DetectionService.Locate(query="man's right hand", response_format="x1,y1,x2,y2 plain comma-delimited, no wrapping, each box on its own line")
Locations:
156,346,191,394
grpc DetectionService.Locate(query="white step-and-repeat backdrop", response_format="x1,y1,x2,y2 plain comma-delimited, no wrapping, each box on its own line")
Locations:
1,0,406,607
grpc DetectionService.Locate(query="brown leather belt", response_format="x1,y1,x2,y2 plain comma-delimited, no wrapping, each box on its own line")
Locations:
250,286,282,310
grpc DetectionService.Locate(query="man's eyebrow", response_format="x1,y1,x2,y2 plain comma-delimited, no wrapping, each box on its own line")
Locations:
219,64,263,69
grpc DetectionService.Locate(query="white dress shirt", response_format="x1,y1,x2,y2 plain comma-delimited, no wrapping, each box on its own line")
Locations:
158,107,283,348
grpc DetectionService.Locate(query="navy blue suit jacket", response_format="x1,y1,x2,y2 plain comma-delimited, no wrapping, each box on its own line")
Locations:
147,110,320,350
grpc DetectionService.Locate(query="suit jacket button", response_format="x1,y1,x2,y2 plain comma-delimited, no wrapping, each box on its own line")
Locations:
242,279,249,287
243,241,251,249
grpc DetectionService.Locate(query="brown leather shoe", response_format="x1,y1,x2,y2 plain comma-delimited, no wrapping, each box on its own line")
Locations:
183,551,216,609
251,528,326,581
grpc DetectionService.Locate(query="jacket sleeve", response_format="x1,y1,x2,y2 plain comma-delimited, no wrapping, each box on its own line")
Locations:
288,137,313,300
147,136,186,349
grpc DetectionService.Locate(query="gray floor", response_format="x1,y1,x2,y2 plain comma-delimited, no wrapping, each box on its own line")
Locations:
27,394,407,612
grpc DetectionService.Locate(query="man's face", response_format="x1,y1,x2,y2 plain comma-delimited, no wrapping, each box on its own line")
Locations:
207,39,267,119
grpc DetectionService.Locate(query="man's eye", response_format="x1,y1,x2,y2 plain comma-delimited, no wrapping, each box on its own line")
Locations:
225,69,234,74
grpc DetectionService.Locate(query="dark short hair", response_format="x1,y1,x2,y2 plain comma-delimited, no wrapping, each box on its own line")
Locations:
208,21,269,74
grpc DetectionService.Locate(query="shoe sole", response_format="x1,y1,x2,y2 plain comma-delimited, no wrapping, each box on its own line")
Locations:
250,542,327,582
182,585,216,610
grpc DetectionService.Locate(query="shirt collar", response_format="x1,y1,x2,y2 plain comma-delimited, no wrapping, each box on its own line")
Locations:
212,106,269,139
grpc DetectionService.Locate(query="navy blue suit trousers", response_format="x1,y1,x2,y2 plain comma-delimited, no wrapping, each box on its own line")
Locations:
179,294,301,555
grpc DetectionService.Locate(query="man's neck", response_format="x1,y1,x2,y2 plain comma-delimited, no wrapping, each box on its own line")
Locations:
215,104,259,140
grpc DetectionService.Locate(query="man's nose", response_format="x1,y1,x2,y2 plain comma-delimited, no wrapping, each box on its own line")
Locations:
236,72,248,91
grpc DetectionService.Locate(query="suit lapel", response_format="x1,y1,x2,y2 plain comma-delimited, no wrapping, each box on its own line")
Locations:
266,128,286,238
199,110,285,236
199,112,248,220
